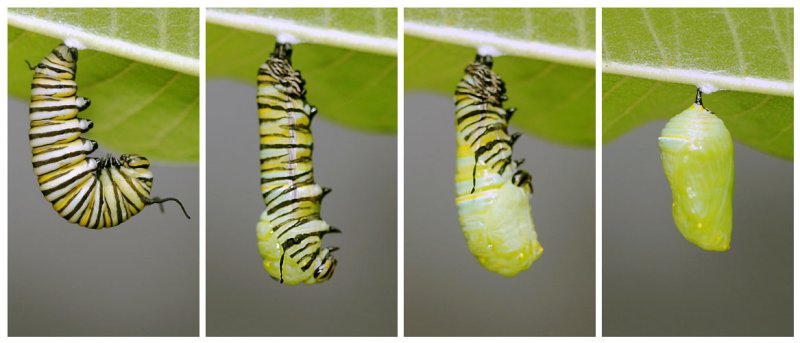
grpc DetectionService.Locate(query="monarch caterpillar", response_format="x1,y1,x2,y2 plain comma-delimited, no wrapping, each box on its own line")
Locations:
28,43,189,229
256,42,339,285
658,89,733,251
454,53,543,277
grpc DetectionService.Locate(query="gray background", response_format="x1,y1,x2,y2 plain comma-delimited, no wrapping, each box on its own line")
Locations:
405,93,596,336
8,99,200,336
206,80,397,336
602,121,793,336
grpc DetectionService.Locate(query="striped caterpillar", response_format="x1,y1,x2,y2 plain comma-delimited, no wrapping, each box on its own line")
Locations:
454,53,543,277
256,42,339,285
658,89,733,251
28,43,189,229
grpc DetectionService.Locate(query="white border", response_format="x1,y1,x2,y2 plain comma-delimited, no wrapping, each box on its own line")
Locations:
594,8,602,338
198,7,208,338
1,3,798,342
397,8,406,338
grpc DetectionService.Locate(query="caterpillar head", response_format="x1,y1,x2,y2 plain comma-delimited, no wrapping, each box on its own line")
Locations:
464,55,507,105
119,154,153,187
120,154,150,168
270,42,293,63
262,42,306,99
53,43,79,63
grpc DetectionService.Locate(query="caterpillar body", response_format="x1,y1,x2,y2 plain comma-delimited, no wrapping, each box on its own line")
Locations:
454,54,543,277
256,42,339,285
658,90,733,251
28,43,189,229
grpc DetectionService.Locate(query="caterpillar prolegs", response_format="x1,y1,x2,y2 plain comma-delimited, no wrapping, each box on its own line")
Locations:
658,89,733,251
28,43,189,229
256,42,339,285
454,54,543,277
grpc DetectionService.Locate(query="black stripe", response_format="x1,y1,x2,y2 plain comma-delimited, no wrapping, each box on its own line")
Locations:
459,112,494,133
270,205,311,223
456,108,502,125
112,182,125,224
261,153,289,162
119,171,149,206
469,124,506,144
38,63,73,75
261,171,312,184
280,231,322,251
484,148,506,166
63,178,96,220
260,132,295,139
51,48,68,62
276,216,318,238
318,261,335,279
300,249,319,271
257,103,307,112
289,241,313,258
268,196,319,215
493,157,512,175
94,185,106,229
271,213,320,235
259,117,287,123
32,83,75,89
29,127,83,139
263,180,315,207
32,149,87,168
41,167,93,196
280,124,310,133
470,139,512,193
29,104,77,113
259,143,312,150
464,123,506,143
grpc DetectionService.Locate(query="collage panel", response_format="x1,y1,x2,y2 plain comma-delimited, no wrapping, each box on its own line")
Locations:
205,8,398,336
404,8,596,336
7,8,200,336
602,8,793,336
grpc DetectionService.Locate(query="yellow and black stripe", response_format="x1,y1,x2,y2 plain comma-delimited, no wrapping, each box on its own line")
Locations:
28,43,189,229
256,42,338,285
453,54,542,277
455,54,532,195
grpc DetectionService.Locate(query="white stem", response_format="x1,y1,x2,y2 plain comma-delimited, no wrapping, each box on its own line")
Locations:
9,12,199,76
404,21,596,69
206,10,397,56
604,62,794,97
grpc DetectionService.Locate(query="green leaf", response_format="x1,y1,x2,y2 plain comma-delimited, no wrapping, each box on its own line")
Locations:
8,8,199,162
602,8,793,159
404,8,596,147
206,8,397,132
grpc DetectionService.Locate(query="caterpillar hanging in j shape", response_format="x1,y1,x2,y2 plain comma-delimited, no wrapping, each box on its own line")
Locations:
255,42,339,285
27,42,190,229
453,53,543,277
658,89,734,251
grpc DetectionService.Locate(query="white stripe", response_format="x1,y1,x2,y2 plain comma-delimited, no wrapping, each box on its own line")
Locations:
206,10,397,56
9,12,199,76
404,21,595,69
603,62,794,97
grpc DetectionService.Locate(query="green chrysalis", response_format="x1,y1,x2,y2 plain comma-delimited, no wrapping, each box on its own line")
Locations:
453,53,542,276
658,89,734,251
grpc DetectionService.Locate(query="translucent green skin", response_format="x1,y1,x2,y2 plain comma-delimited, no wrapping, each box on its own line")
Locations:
658,104,734,251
